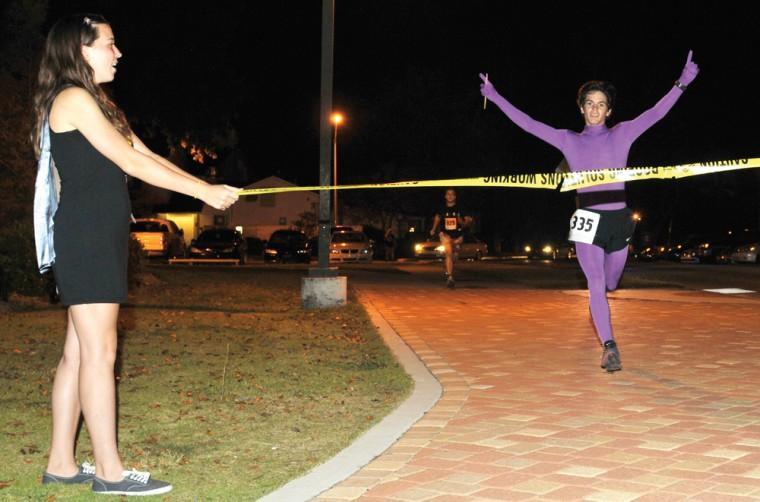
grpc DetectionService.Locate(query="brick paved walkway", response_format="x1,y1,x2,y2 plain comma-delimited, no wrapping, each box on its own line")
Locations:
317,286,760,501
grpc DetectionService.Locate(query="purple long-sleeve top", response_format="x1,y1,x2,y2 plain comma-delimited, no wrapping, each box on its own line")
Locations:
489,86,685,209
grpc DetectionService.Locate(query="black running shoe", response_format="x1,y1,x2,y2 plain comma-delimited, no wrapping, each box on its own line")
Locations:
42,461,96,484
600,340,622,372
92,469,172,496
446,277,455,289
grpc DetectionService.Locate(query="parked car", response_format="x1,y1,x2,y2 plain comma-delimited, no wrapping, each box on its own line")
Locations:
264,230,311,263
555,241,576,260
522,240,559,260
636,245,670,261
189,227,247,264
414,233,488,260
730,242,759,264
663,243,687,261
679,245,700,264
129,218,186,258
680,232,747,264
693,241,732,264
329,231,373,262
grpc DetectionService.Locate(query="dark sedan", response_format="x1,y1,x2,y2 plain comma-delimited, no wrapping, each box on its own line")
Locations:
264,230,311,263
189,228,247,264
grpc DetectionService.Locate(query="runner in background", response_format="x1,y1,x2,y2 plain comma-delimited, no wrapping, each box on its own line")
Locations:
430,188,472,288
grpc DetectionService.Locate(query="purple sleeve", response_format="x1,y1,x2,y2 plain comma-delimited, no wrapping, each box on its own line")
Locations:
488,93,566,151
616,86,684,141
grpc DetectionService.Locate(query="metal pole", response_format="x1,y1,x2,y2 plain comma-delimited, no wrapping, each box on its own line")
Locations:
316,0,335,271
333,125,338,226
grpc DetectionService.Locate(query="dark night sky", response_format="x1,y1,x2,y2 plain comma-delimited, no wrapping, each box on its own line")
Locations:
45,1,760,245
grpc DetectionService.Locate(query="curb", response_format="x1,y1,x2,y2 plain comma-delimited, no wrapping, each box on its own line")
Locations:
258,291,442,502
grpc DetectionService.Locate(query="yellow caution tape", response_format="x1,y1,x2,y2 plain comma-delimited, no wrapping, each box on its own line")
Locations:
237,157,760,196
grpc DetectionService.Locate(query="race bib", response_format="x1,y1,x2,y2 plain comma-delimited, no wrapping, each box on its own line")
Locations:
444,217,458,231
568,209,600,244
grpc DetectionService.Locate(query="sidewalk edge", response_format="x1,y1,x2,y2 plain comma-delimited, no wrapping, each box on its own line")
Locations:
258,290,443,502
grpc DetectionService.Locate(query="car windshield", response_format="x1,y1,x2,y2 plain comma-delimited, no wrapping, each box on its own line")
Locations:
130,221,166,232
332,232,366,243
198,229,236,242
269,232,304,245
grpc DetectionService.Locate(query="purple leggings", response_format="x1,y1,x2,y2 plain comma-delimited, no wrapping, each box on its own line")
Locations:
575,242,629,344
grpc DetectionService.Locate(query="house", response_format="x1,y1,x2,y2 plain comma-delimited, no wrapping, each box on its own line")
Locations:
201,175,319,240
149,195,205,246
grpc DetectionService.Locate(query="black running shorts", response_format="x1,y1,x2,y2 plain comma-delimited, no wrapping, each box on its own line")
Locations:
569,207,635,252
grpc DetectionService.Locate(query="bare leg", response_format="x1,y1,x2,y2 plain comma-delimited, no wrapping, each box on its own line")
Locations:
69,303,125,481
46,309,83,476
440,233,454,278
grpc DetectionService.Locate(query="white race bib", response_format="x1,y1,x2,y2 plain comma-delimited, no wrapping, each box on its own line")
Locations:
444,217,458,231
568,209,600,244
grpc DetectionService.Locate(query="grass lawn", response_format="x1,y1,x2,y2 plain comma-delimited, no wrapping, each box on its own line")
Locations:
0,266,412,500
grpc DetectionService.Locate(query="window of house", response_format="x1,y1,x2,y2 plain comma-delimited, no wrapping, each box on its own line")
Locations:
260,193,276,207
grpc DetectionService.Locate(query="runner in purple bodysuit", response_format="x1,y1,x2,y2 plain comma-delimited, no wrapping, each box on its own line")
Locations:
480,51,699,371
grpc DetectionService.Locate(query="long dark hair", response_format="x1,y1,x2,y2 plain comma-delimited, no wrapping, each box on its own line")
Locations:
31,13,131,157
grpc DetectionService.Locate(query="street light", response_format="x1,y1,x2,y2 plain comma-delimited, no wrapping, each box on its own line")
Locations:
631,212,642,250
330,112,344,226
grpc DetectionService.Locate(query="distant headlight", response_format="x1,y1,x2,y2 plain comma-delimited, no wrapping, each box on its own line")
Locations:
524,245,532,253
361,248,369,254
414,244,423,252
296,249,308,254
542,245,553,255
435,245,445,252
265,249,278,255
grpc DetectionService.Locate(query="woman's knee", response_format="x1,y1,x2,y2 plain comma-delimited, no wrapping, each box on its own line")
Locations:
59,347,81,370
79,337,118,367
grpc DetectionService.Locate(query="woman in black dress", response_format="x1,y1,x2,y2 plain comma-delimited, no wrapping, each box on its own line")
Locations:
31,14,239,496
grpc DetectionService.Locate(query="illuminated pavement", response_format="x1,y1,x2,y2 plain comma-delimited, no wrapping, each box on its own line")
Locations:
314,284,760,501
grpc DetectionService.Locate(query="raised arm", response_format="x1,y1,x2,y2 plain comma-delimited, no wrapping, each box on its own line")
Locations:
52,87,238,210
619,50,699,140
480,73,566,150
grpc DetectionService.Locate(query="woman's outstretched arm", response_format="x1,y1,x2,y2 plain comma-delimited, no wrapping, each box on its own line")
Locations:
52,87,238,210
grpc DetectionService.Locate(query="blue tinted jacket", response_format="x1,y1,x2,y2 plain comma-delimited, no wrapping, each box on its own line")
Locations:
33,120,58,273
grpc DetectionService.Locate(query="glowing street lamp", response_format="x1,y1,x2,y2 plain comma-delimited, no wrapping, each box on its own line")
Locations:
330,112,344,226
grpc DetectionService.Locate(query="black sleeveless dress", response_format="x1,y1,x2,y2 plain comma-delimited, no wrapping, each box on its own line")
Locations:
51,129,132,306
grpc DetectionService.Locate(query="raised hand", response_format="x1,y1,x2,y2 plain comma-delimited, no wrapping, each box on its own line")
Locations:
200,184,240,211
678,50,699,87
479,72,499,101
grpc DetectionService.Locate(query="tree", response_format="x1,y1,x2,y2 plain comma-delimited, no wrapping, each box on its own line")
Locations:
293,210,317,237
0,0,47,228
